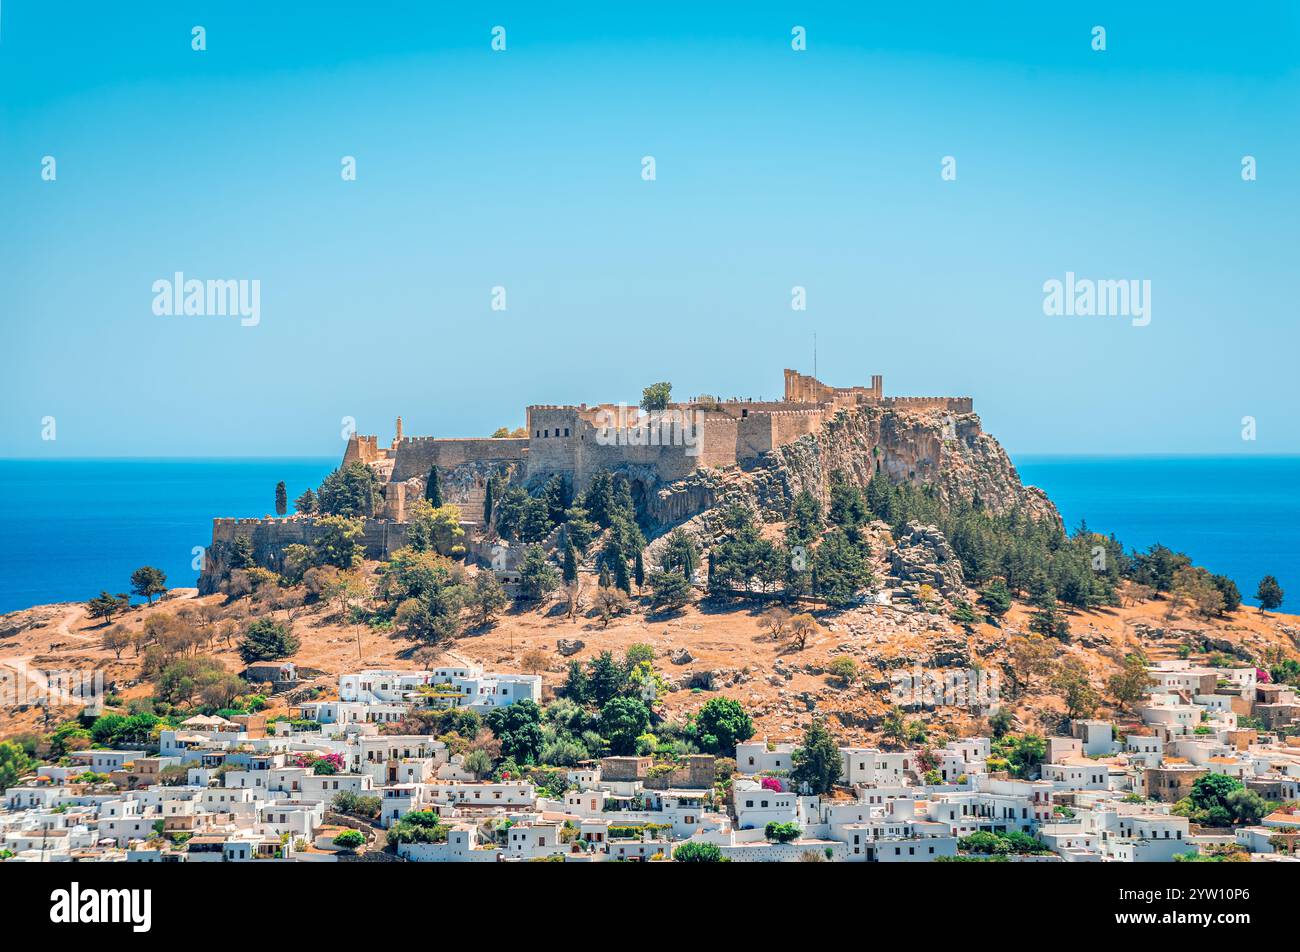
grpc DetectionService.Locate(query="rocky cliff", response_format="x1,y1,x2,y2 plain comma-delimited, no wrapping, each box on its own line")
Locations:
645,405,1057,561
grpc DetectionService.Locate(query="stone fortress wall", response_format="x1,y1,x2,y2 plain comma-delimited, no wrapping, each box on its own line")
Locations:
199,369,974,592
341,371,972,500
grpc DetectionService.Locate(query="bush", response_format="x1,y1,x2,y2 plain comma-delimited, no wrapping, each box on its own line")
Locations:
828,656,858,684
765,821,801,843
332,829,365,850
673,841,727,863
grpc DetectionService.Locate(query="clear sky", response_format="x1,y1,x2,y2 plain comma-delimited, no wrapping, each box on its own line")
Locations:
2,2,1297,458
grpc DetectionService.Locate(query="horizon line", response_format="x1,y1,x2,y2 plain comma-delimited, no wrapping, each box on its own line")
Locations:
3,451,1300,462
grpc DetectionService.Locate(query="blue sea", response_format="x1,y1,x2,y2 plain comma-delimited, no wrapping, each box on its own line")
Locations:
1017,456,1299,612
0,459,335,614
0,456,1294,614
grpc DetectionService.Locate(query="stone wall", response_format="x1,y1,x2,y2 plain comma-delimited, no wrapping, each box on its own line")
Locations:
391,437,527,482
198,516,409,594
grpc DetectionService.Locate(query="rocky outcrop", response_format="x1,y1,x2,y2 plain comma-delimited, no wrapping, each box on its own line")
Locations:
765,406,1058,524
643,404,1057,555
888,523,966,600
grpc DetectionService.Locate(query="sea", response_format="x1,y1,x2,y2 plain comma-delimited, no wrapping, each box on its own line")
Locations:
0,456,1295,615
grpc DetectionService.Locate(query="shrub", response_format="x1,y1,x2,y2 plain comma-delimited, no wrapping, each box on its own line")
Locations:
333,829,365,850
673,841,726,863
765,821,801,843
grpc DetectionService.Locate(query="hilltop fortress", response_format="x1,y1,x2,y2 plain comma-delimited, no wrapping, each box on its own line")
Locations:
343,370,972,510
199,369,1047,593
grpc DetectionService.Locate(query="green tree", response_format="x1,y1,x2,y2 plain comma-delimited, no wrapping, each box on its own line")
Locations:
1256,575,1284,612
977,578,1012,621
238,617,300,662
424,466,443,506
1028,583,1069,639
827,473,868,534
648,570,692,612
406,499,466,557
693,697,754,754
130,566,168,605
518,545,559,602
600,696,652,755
485,699,544,764
1108,654,1153,710
790,719,841,795
463,748,494,780
1225,787,1268,825
1006,733,1046,778
469,571,508,628
660,529,700,579
587,651,627,706
483,476,495,525
1053,659,1099,719
633,549,645,589
87,591,130,625
1211,574,1242,613
311,515,366,569
562,505,598,553
316,461,381,517
229,535,256,570
561,542,578,585
294,488,317,514
1190,773,1244,814
640,381,672,411
785,489,823,550
0,740,36,790
274,480,287,516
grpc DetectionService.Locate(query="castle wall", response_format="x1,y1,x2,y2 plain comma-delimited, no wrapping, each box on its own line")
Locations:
390,437,527,482
882,396,973,413
343,435,384,466
199,516,409,594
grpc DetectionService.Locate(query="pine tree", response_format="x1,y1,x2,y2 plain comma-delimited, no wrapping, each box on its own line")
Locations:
130,566,167,605
294,488,317,514
562,542,578,584
1029,586,1069,639
275,481,287,517
1256,575,1284,612
613,555,631,594
425,466,443,506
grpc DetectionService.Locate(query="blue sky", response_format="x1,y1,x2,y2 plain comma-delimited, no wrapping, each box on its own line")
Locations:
2,2,1297,457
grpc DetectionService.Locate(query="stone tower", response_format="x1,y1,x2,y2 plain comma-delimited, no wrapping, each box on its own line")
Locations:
393,416,404,449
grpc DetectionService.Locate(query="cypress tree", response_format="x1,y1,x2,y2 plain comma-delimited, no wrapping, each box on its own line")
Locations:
425,466,443,506
613,556,631,594
274,481,287,517
562,542,578,584
634,549,645,588
483,477,495,524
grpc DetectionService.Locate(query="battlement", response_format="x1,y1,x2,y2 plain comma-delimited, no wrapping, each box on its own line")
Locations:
343,368,974,499
883,396,974,413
